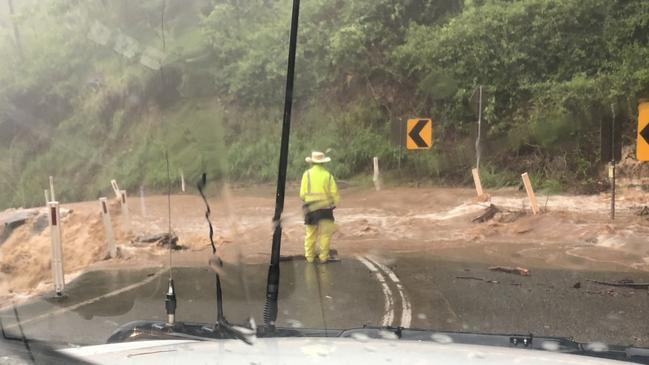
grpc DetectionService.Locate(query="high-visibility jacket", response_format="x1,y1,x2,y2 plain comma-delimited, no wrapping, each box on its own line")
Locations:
300,164,340,211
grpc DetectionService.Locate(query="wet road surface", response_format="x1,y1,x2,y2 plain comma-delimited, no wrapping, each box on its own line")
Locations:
2,253,649,348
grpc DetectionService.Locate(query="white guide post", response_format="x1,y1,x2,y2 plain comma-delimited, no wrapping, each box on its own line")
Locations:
99,197,116,258
139,185,147,217
48,201,65,295
49,176,56,202
373,156,381,191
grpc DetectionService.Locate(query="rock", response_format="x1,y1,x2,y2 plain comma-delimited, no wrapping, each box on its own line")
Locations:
158,233,181,250
472,204,500,223
488,266,530,276
133,232,184,250
134,233,167,243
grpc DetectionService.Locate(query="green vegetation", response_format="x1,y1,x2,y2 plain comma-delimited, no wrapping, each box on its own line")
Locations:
0,0,648,209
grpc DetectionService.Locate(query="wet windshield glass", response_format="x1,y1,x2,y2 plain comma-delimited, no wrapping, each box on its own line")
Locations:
1,0,649,361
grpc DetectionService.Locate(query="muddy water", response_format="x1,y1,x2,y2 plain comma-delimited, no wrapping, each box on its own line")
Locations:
3,186,649,304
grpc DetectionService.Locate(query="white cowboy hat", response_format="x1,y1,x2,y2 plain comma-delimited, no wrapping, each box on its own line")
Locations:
305,151,331,163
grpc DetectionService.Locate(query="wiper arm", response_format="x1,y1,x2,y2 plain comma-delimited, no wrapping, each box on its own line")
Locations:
197,173,255,345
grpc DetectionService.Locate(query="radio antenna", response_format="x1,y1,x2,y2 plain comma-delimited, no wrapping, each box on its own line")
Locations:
262,0,301,331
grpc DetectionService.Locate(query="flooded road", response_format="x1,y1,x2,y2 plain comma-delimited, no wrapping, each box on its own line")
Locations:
2,253,649,348
3,186,649,351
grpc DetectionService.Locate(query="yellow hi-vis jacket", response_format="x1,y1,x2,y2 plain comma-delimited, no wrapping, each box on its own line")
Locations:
300,164,340,212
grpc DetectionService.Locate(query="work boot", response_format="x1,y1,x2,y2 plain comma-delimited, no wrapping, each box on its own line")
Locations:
306,257,315,263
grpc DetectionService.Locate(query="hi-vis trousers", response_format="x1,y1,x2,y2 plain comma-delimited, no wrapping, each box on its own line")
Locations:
304,219,335,263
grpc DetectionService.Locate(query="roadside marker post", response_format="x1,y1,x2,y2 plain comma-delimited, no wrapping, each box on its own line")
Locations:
139,185,147,217
610,103,616,221
110,179,121,200
48,201,65,296
99,198,117,258
373,156,381,191
471,168,484,197
521,173,539,215
120,190,131,232
180,170,186,193
49,176,56,202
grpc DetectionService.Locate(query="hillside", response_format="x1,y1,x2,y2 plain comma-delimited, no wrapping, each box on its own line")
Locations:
1,0,649,209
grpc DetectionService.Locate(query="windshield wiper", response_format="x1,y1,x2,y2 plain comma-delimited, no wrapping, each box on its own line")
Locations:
196,172,256,345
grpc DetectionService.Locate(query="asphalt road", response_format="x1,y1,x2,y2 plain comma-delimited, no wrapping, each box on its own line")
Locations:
2,253,649,348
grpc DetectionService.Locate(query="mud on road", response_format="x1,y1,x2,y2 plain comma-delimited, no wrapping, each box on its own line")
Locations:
2,185,649,303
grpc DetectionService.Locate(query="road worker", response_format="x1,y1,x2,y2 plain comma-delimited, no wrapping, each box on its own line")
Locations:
300,151,340,263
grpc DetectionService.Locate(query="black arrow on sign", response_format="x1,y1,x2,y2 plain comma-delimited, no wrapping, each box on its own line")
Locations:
641,123,649,146
409,119,429,148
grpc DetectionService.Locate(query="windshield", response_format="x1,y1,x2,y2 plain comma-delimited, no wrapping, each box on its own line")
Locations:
1,0,649,362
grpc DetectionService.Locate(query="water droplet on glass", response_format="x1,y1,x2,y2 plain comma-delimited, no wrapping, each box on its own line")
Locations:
586,342,609,352
417,313,427,320
431,333,453,344
351,332,370,342
467,351,485,359
287,319,304,328
364,345,378,352
379,330,398,340
541,341,560,351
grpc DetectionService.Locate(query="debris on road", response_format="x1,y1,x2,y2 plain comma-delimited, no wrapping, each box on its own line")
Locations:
587,279,649,289
573,282,581,289
489,266,530,276
472,204,500,223
637,206,649,217
133,232,183,250
456,276,499,284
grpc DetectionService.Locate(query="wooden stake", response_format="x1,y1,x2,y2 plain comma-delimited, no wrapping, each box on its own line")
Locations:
120,190,131,232
99,197,116,258
521,172,539,215
472,168,484,196
110,179,121,200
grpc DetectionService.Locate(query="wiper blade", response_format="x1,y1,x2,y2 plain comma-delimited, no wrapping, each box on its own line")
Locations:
107,321,649,364
196,173,256,345
340,327,649,364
